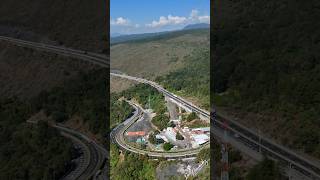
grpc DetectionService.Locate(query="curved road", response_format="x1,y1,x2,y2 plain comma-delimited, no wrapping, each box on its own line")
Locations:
111,73,320,179
55,125,107,180
110,102,209,158
2,36,319,179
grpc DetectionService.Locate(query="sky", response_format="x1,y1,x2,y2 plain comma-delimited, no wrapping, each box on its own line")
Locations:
111,0,210,35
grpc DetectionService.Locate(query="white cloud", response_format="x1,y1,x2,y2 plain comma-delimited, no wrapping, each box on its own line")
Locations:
190,9,199,20
111,17,130,26
198,15,210,23
146,15,187,28
146,9,210,28
189,9,210,23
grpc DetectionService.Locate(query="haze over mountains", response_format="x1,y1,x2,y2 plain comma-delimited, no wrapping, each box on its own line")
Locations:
111,23,209,44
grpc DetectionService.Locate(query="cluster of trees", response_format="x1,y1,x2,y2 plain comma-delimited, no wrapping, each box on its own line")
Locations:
163,142,174,151
0,98,73,179
186,112,198,122
31,68,108,135
120,84,170,130
110,94,134,128
110,144,156,180
148,133,157,144
152,114,170,130
213,0,320,157
120,84,167,113
176,132,184,140
246,158,285,180
196,148,210,163
156,47,210,109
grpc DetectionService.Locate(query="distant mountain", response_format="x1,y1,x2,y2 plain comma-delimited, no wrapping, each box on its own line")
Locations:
111,33,124,38
183,23,209,30
111,31,169,44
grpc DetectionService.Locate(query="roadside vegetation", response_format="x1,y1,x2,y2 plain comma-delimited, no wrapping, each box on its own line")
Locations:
163,142,174,151
156,47,210,109
31,68,108,136
213,0,320,158
110,84,168,178
110,94,134,128
246,158,285,180
119,84,170,130
110,144,157,180
0,67,108,179
0,98,73,179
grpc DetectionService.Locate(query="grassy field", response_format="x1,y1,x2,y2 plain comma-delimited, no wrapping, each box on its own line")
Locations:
111,29,209,80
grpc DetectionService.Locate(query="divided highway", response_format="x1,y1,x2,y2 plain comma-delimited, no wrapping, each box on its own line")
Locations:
110,101,209,158
55,125,108,180
111,73,320,179
0,36,109,68
2,36,320,179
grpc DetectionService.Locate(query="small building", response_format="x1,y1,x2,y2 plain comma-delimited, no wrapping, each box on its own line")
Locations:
192,127,210,133
156,134,168,142
192,134,209,145
126,131,146,136
136,137,146,144
163,127,177,142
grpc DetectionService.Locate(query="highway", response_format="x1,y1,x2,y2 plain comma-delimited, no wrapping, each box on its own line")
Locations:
2,36,319,179
110,101,209,158
55,124,108,180
111,73,320,179
0,36,109,68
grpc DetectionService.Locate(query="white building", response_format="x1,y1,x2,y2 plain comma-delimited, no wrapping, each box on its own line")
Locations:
192,134,209,145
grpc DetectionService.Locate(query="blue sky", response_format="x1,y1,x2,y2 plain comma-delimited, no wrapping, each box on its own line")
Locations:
111,0,210,35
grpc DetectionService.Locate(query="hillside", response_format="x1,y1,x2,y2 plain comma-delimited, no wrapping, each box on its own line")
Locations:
0,41,97,99
0,1,108,178
0,0,107,52
183,23,209,30
213,0,320,158
111,29,209,79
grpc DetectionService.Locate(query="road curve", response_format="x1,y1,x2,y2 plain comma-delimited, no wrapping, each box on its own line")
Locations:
2,35,319,179
54,125,107,180
110,73,320,179
59,131,91,180
110,101,209,158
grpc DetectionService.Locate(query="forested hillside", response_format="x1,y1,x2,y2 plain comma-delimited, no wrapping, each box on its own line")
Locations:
111,29,209,79
0,99,73,179
156,47,210,109
0,0,107,52
213,0,320,157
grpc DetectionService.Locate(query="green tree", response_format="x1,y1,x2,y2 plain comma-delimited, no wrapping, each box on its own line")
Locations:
246,158,284,180
163,142,174,151
196,148,210,162
148,133,157,144
186,112,197,121
176,132,184,140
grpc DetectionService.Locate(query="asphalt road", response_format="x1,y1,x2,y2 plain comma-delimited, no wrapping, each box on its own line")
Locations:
111,73,320,179
110,101,209,158
2,36,319,179
54,125,108,180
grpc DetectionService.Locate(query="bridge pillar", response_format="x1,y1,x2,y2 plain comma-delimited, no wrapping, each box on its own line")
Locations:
165,96,179,121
